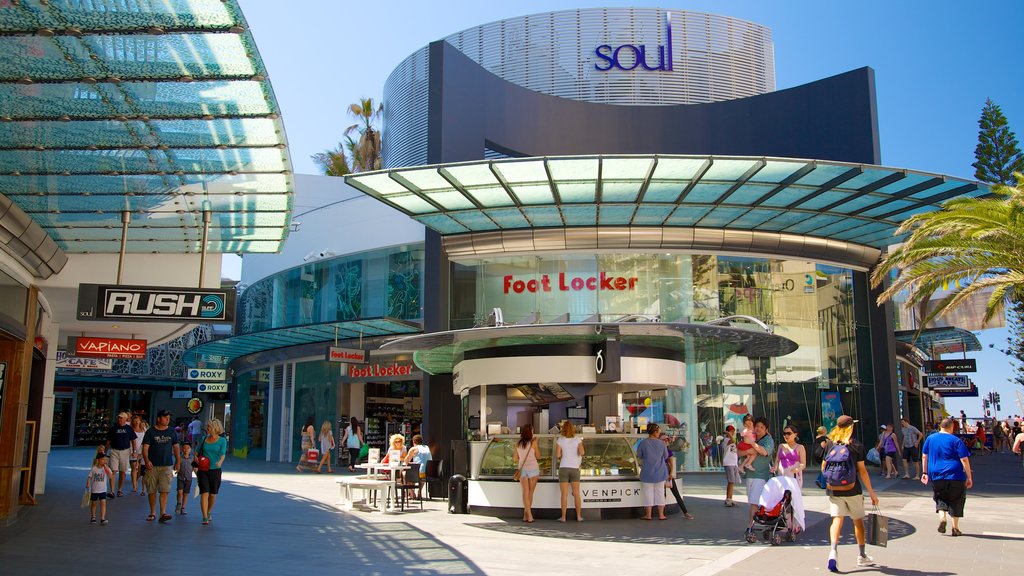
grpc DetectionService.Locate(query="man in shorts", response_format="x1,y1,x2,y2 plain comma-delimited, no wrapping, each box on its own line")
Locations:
142,409,181,523
824,415,879,572
104,412,136,497
900,417,923,479
741,416,774,535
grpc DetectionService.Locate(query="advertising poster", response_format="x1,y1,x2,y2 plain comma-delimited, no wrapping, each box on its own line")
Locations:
821,391,843,431
723,386,753,430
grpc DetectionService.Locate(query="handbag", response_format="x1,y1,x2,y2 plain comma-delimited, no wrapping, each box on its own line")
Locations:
512,445,526,482
194,439,211,472
865,506,889,547
358,443,370,459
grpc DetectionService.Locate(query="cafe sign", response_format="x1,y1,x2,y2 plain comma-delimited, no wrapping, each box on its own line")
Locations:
56,351,113,370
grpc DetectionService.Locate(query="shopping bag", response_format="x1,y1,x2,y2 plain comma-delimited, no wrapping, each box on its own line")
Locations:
80,490,90,509
358,443,370,459
865,507,889,547
192,483,200,499
866,448,881,466
307,448,320,462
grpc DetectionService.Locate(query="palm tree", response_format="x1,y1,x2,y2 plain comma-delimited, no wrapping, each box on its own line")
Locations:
870,175,1024,327
311,97,383,175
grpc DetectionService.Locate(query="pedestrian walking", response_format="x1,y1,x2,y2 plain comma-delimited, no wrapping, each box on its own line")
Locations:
661,432,694,519
104,412,136,497
876,424,900,478
316,421,335,473
556,420,585,522
775,425,806,487
511,425,540,523
921,417,973,536
296,416,316,472
188,416,203,449
86,451,113,526
636,423,669,521
900,418,923,479
341,416,364,472
822,415,879,572
129,414,146,495
812,426,829,464
142,409,181,523
197,418,228,526
741,416,774,537
721,425,740,507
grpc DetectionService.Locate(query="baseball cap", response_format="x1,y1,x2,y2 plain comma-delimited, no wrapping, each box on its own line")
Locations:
725,424,736,432
157,409,172,418
837,415,857,428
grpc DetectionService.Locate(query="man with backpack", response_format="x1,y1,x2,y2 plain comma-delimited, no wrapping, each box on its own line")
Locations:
822,415,879,572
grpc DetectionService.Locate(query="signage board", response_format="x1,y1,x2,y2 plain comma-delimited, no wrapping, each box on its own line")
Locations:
326,347,367,364
171,390,193,399
347,363,416,379
70,336,147,359
924,375,971,391
55,351,113,370
186,368,227,381
197,382,229,393
594,12,673,72
77,283,234,324
923,359,976,373
186,397,204,414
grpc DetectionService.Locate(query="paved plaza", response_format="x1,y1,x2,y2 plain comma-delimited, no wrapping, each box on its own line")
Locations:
1,448,1022,575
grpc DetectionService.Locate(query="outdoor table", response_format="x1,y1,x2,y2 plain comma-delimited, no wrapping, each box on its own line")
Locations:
354,463,410,512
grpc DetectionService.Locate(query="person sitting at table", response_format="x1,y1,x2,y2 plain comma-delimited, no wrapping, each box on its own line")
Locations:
403,434,431,500
381,434,407,468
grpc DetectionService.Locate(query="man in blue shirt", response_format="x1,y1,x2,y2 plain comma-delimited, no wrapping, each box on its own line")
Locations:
921,417,973,536
142,410,181,523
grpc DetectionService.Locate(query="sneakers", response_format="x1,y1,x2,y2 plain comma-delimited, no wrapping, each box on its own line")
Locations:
723,499,735,507
175,504,181,514
857,555,876,567
180,508,187,516
90,517,97,524
100,519,108,526
827,559,838,573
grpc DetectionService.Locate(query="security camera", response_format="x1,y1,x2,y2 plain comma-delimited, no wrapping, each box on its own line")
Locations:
302,251,316,262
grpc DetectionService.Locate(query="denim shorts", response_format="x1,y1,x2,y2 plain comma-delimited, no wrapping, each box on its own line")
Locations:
519,468,540,479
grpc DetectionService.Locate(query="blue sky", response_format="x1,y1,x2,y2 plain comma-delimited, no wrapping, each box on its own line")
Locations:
235,0,1024,417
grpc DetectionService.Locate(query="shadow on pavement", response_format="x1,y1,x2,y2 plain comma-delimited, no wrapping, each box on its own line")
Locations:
0,448,485,576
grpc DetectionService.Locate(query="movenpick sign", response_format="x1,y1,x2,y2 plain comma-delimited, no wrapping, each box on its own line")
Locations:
70,336,147,359
76,284,234,323
325,347,367,364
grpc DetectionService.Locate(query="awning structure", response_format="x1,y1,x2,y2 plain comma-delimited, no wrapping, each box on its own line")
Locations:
895,327,982,356
380,321,799,375
346,155,989,249
183,317,421,369
0,0,293,259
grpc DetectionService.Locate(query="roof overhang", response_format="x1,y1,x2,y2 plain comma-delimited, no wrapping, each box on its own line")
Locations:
380,321,798,376
895,327,982,356
347,155,989,268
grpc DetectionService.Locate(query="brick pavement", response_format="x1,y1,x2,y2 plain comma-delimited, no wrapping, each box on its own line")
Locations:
1,447,1021,575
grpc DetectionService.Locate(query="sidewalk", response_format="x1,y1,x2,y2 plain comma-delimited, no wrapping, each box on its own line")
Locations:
1,447,1021,575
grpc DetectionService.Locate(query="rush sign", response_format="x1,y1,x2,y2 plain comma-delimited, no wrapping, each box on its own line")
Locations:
71,336,147,359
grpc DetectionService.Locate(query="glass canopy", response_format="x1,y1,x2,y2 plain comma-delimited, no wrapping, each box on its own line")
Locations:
347,155,989,249
182,318,422,369
0,0,293,254
895,327,982,356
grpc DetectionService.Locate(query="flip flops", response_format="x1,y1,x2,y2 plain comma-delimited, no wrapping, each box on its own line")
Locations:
146,514,156,521
158,514,172,523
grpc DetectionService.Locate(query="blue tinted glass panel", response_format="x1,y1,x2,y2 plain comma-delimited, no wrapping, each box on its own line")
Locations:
697,207,748,226
560,204,597,225
598,205,635,225
728,208,781,228
665,206,711,226
886,205,937,222
389,195,437,214
811,219,871,238
451,211,498,231
521,206,564,227
602,157,652,179
908,180,965,200
794,165,855,186
468,186,514,207
558,182,596,203
651,158,705,180
783,214,842,234
644,181,684,202
415,214,467,234
861,200,913,218
837,168,894,190
749,161,806,183
494,160,547,184
443,164,498,187
424,191,475,210
632,204,673,225
876,173,931,194
512,184,553,204
796,191,853,211
702,159,758,181
400,168,451,191
484,208,529,228
828,221,889,241
756,210,807,231
724,183,774,204
547,158,598,181
759,186,814,207
828,194,885,213
685,183,732,203
602,181,642,202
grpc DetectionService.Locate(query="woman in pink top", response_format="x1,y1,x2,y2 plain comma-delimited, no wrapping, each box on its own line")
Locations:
775,425,807,487
512,425,541,523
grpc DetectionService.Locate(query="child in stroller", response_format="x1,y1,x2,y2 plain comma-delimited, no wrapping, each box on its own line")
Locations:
745,476,805,545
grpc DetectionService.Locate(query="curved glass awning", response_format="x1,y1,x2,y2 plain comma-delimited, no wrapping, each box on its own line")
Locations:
0,0,292,254
346,155,989,249
895,327,982,356
183,318,421,369
380,322,799,375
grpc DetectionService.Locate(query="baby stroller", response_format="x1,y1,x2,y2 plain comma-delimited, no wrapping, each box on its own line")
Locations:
745,476,804,545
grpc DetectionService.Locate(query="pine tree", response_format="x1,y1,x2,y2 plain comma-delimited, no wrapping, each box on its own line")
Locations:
972,98,1024,186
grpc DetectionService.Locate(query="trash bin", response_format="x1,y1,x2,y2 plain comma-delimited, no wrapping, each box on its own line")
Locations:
448,474,468,514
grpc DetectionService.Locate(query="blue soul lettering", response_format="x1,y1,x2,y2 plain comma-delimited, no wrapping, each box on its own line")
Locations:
594,12,673,72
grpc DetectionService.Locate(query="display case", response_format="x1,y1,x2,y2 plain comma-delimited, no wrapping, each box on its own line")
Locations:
477,434,641,480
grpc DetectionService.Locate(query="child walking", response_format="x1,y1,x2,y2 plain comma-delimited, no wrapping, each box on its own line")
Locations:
721,425,740,506
176,443,194,515
87,452,113,525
